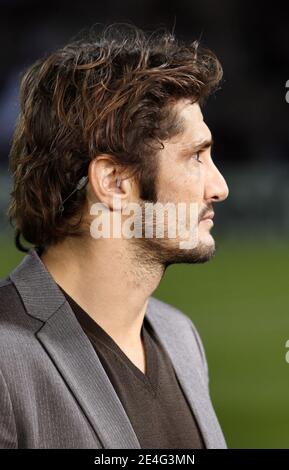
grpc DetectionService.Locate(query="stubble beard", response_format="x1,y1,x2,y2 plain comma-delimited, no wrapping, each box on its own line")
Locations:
128,198,216,270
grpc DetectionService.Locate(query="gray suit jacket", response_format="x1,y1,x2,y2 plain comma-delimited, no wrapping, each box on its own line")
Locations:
0,248,227,449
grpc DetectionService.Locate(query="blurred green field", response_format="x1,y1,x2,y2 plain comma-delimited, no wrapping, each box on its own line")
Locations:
1,234,289,448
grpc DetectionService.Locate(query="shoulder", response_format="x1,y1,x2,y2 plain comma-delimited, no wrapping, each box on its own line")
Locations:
0,277,37,321
149,295,202,337
0,277,26,319
0,278,42,357
0,279,22,319
148,296,209,382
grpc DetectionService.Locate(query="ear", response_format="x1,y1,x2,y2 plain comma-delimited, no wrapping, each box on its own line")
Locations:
87,155,132,211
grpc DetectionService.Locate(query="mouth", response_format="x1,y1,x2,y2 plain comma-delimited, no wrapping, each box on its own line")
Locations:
200,211,214,221
199,212,214,226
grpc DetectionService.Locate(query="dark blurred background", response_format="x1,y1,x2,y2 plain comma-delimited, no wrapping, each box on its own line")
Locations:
0,0,289,449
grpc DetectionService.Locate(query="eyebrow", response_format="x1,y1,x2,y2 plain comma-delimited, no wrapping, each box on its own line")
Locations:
180,136,214,155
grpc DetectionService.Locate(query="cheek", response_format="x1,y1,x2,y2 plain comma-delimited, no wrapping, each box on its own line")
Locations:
158,164,205,202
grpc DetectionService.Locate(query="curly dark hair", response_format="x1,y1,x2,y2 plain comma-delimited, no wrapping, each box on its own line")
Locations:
7,22,223,253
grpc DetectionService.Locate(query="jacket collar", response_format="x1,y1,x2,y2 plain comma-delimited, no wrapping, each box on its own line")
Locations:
9,247,226,449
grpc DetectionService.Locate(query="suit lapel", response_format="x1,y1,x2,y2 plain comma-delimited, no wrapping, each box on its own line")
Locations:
145,300,227,449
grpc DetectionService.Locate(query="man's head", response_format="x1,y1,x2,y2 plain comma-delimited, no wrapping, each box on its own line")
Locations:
8,22,228,265
132,98,228,267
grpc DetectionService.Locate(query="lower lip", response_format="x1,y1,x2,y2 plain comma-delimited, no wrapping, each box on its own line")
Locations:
200,218,214,226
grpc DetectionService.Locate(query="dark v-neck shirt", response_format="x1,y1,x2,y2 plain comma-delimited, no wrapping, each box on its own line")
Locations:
58,284,205,449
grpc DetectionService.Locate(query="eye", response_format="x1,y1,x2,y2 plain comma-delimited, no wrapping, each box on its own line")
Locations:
191,152,203,164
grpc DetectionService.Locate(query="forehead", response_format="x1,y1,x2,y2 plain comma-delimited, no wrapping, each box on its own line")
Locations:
170,99,211,146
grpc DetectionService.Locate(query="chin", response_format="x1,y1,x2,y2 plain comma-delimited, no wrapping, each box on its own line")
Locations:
159,236,217,267
130,230,217,267
198,232,215,249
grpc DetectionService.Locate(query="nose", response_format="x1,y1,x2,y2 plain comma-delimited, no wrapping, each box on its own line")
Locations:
204,161,229,203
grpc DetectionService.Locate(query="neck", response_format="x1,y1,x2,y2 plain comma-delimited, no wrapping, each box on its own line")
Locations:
40,236,165,349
